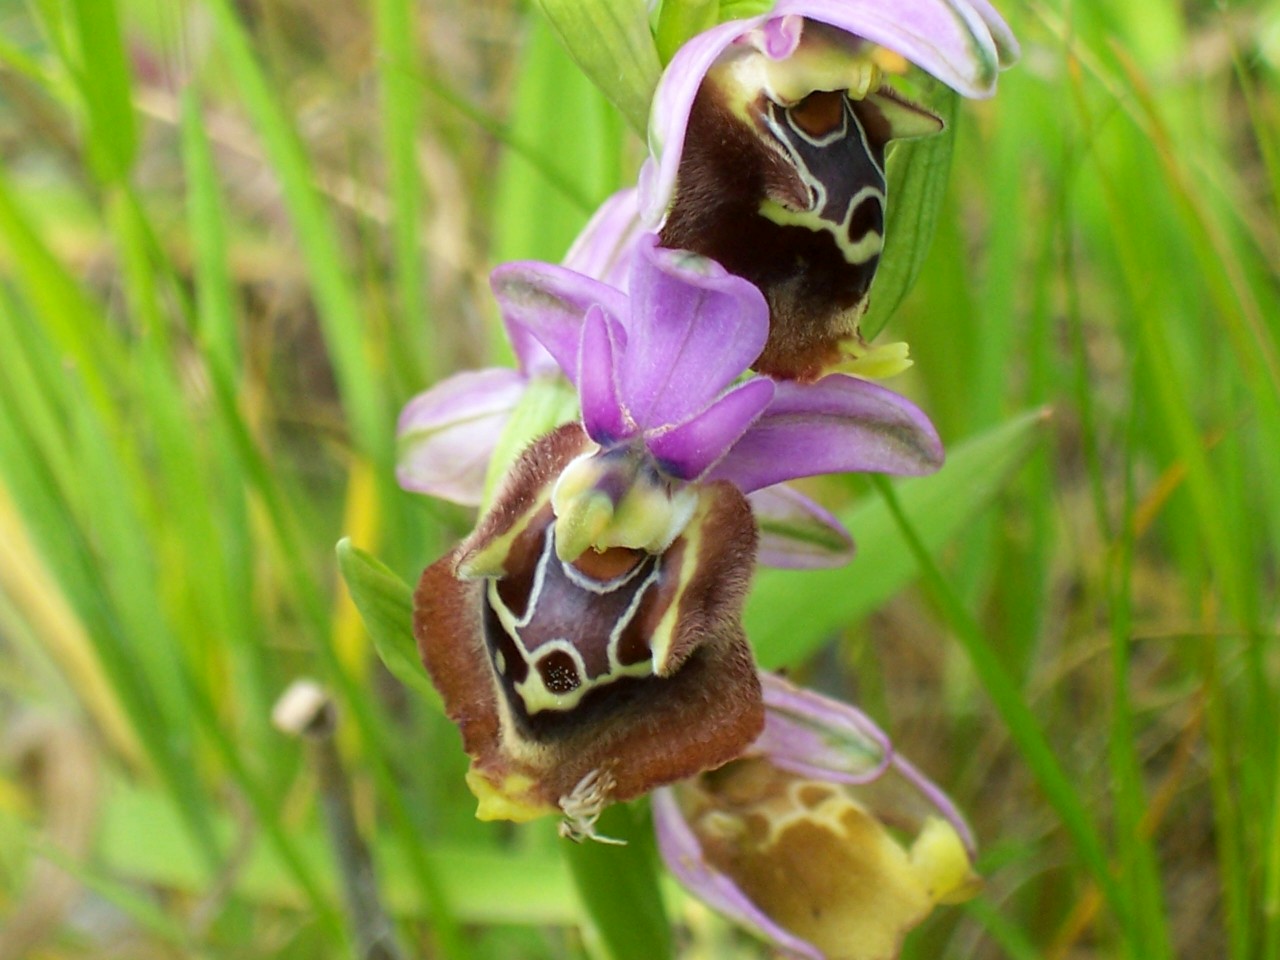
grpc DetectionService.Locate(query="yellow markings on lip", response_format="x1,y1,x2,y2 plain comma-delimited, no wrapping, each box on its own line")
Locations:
457,487,554,579
466,769,554,822
758,187,885,267
648,491,716,675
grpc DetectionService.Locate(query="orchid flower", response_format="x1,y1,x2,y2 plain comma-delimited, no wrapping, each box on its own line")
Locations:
641,0,1019,379
654,672,980,960
413,235,943,837
400,190,879,569
490,234,943,496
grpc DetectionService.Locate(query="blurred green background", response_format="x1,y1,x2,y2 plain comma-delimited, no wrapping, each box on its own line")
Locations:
0,0,1278,957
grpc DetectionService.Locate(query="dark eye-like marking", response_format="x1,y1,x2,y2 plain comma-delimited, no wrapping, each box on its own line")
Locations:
483,525,666,716
758,90,887,270
536,650,582,695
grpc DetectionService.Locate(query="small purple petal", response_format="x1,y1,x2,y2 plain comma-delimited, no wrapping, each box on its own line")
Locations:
754,672,892,785
562,188,643,291
709,374,944,493
395,368,527,506
772,0,1015,98
646,378,775,480
748,485,854,569
491,261,630,385
754,14,805,59
577,306,630,445
620,236,770,431
652,788,824,960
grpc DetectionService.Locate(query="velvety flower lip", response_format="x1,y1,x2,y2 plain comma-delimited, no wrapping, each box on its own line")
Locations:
641,0,1020,227
414,422,765,835
654,672,980,960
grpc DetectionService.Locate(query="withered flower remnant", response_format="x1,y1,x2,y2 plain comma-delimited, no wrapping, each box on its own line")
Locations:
655,673,981,960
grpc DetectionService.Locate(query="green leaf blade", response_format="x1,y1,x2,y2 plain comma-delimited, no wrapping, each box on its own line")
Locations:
747,408,1047,668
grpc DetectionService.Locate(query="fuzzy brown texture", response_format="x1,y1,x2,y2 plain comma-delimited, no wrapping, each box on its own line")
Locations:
413,430,765,812
455,423,592,574
415,557,501,767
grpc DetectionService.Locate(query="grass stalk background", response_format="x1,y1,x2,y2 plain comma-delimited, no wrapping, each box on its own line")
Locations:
0,0,1277,957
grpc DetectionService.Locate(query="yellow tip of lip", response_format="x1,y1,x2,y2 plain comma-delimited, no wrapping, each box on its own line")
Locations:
466,769,553,822
829,339,913,380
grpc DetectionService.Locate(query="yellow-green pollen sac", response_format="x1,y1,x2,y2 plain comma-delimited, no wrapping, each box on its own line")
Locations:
550,447,699,562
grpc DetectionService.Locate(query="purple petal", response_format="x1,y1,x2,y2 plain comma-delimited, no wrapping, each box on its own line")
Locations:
651,788,824,960
963,0,1021,67
509,331,558,378
490,261,631,385
773,0,1016,98
709,374,944,493
748,485,854,569
620,236,770,431
753,14,806,59
640,15,775,226
646,378,774,481
562,188,643,291
577,306,630,445
395,368,527,506
755,672,891,784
